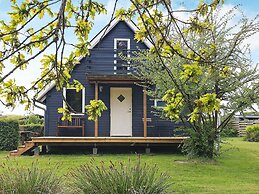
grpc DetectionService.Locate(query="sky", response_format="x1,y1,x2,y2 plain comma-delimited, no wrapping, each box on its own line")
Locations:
0,0,258,116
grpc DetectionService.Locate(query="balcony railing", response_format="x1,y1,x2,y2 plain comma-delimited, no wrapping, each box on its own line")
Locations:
85,48,145,75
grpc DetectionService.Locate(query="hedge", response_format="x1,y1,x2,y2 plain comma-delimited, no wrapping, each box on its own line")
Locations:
245,124,259,142
0,118,19,151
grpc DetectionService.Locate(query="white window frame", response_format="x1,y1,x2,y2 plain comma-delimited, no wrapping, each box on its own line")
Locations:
63,87,85,115
154,99,166,108
114,38,130,50
114,38,131,74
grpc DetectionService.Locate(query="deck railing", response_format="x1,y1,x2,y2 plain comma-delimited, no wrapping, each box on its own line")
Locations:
86,48,146,75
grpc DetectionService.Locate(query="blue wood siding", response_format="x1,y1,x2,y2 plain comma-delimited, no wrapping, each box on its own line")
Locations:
86,21,147,75
44,21,179,137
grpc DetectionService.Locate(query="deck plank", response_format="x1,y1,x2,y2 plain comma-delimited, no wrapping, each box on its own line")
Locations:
32,137,188,144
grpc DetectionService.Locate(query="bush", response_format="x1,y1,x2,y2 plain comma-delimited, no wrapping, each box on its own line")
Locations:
221,127,238,137
0,118,19,150
69,159,170,194
20,124,44,135
25,114,43,124
0,161,63,194
19,114,43,125
181,126,219,158
19,124,44,143
245,124,259,142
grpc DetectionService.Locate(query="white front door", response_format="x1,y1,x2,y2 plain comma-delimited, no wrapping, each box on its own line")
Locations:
110,87,132,136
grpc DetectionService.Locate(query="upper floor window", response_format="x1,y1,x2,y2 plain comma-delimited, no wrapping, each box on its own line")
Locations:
63,88,85,114
114,38,130,74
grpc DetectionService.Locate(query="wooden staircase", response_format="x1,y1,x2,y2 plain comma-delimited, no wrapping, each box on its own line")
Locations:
10,141,35,156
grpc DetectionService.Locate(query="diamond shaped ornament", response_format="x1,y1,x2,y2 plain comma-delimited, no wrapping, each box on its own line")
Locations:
117,94,125,102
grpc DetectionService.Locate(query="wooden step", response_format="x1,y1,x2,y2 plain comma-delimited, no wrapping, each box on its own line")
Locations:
10,141,35,156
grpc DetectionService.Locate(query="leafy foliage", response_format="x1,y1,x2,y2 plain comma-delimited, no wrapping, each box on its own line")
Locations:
127,6,259,158
221,127,238,137
0,0,106,110
23,114,43,125
0,0,227,121
182,126,218,158
19,114,44,141
85,100,107,121
245,125,259,142
68,159,170,194
0,161,63,194
0,118,19,151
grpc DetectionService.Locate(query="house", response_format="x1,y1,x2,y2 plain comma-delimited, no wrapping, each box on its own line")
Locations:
230,115,259,136
10,19,187,156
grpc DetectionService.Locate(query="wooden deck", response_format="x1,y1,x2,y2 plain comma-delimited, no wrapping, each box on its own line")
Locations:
10,137,188,156
32,136,188,145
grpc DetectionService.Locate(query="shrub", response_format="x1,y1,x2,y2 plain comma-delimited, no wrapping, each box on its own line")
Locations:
0,118,19,150
69,159,170,194
19,124,44,143
245,124,259,142
0,161,63,194
19,114,43,125
19,115,44,142
221,127,238,137
20,124,44,135
25,114,43,124
181,126,219,158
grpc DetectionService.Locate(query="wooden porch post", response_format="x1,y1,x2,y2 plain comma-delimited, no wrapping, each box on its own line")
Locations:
143,87,147,138
95,82,99,137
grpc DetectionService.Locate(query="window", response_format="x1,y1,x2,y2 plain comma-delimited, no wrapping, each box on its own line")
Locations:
63,88,85,114
154,99,166,108
114,38,130,74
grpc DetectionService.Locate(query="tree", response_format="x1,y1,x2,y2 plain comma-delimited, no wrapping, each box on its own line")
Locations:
126,6,259,158
0,0,228,122
0,0,106,112
0,0,223,110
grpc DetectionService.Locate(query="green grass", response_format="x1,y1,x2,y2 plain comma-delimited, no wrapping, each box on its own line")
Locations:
0,138,258,193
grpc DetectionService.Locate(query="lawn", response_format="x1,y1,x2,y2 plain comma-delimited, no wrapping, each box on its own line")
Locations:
0,138,258,193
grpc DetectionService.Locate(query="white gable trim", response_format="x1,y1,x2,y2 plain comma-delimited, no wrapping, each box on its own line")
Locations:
89,18,152,49
36,18,152,102
36,82,56,102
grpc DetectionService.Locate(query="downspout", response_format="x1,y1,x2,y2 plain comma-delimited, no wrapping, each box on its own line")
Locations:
33,99,46,111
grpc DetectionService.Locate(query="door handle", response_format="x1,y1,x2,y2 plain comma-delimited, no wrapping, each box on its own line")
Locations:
128,107,132,113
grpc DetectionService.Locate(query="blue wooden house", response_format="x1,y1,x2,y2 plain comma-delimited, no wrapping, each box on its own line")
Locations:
11,19,186,156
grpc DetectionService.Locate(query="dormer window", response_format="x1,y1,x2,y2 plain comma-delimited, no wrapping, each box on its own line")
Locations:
114,38,130,74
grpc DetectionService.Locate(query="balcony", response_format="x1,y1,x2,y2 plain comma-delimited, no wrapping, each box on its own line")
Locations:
85,48,144,76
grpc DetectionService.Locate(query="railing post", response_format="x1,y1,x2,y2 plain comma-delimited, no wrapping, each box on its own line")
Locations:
143,87,147,138
95,82,99,137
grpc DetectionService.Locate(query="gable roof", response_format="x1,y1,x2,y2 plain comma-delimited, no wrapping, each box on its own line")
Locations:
89,18,152,49
36,18,152,102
